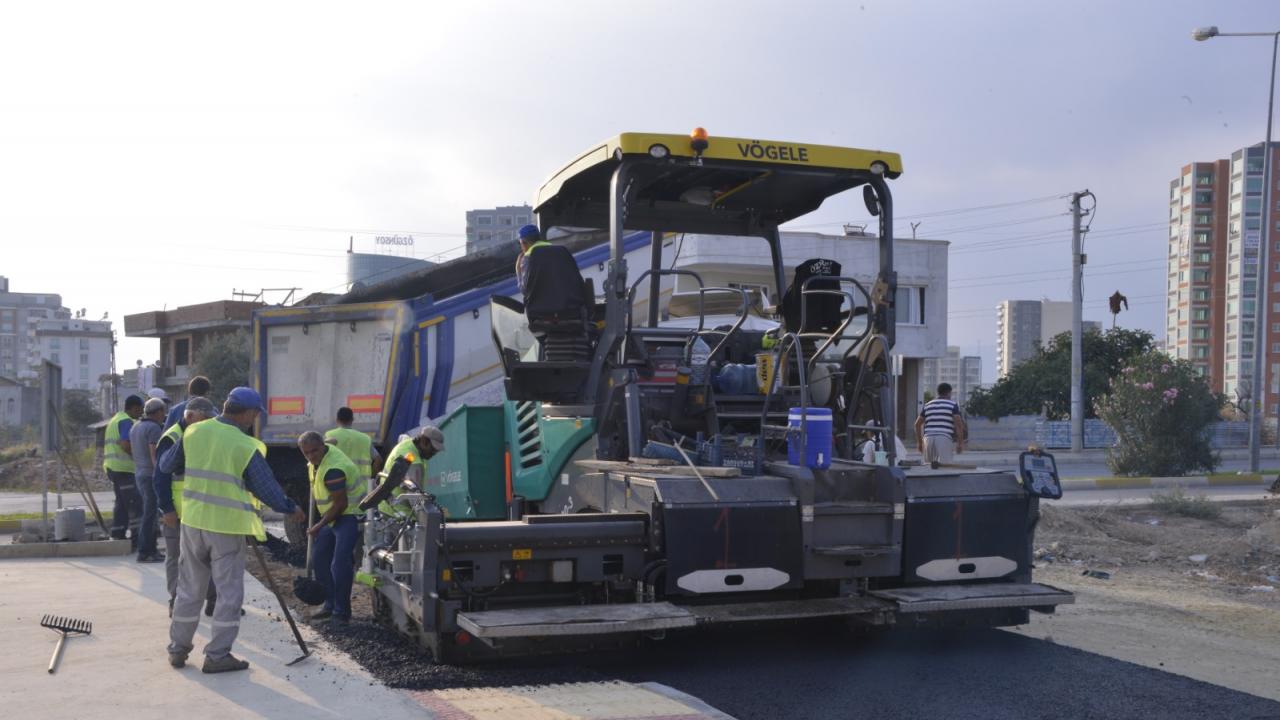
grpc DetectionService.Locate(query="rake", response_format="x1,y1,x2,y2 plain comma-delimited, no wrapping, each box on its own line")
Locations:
41,614,92,674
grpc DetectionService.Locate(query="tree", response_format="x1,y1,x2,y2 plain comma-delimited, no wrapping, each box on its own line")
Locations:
62,389,102,430
966,327,1155,420
1095,352,1220,476
193,330,251,407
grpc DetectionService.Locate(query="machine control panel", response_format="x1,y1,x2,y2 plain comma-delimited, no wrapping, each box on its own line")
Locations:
1018,450,1062,499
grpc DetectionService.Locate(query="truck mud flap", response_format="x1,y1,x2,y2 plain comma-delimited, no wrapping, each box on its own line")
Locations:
457,602,696,644
871,582,1074,613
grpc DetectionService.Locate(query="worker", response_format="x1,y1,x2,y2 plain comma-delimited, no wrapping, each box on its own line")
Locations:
164,375,218,431
324,406,383,484
376,426,445,519
914,382,967,465
129,397,168,563
103,395,145,546
297,431,367,626
154,397,218,617
514,223,549,296
160,386,305,674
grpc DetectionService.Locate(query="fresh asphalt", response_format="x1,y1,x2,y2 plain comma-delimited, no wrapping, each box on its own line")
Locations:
322,618,1280,720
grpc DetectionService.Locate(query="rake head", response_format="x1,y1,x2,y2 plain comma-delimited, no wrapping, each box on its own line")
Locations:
41,614,92,636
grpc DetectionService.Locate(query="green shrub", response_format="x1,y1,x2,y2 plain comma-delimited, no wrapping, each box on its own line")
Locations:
1150,487,1221,519
1095,352,1220,477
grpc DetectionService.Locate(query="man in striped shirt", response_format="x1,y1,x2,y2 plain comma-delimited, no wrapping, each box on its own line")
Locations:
914,383,966,464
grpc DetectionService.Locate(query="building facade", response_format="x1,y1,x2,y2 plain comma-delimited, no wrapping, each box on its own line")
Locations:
1167,142,1280,414
922,346,982,406
33,318,114,393
123,300,262,399
465,205,534,255
996,299,1100,378
0,276,66,382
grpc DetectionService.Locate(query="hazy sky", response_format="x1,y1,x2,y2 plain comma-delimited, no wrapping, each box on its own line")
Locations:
1,0,1275,381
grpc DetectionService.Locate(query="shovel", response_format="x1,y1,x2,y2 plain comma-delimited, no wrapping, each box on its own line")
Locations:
248,539,311,666
293,491,327,606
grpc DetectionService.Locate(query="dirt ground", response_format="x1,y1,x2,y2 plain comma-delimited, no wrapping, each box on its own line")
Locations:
1009,498,1280,701
0,453,110,493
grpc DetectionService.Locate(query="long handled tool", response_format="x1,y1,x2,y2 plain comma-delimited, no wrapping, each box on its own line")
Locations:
293,491,326,605
41,614,92,674
248,540,311,666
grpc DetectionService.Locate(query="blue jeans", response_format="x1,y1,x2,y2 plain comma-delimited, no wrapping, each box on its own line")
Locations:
313,515,359,619
136,474,159,557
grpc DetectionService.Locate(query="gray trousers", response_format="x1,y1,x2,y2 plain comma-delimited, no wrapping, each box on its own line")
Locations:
162,522,217,604
167,526,245,661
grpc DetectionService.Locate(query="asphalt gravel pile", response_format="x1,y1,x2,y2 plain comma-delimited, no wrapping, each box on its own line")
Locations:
315,618,607,689
262,532,306,568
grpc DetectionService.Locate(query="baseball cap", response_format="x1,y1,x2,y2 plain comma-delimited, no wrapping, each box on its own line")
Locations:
147,387,169,401
517,224,540,241
226,386,268,414
417,425,445,451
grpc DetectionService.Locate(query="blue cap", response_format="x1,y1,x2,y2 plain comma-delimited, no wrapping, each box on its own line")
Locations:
226,386,268,414
517,224,540,241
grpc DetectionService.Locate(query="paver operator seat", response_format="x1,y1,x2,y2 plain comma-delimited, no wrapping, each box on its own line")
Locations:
523,241,592,362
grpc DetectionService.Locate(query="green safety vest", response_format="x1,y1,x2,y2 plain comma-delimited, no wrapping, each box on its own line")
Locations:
102,412,136,473
309,445,367,518
160,422,187,516
378,437,424,518
180,420,266,541
324,427,373,477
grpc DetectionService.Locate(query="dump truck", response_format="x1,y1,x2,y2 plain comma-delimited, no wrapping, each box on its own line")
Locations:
355,129,1073,662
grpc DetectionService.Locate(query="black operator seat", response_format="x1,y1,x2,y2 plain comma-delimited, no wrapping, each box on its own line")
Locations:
781,258,843,334
524,243,591,362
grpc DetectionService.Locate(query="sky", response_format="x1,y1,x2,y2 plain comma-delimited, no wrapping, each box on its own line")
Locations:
1,0,1276,382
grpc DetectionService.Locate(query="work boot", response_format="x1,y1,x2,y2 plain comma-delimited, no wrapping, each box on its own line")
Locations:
201,654,250,674
168,650,188,669
328,615,350,629
137,553,164,563
310,606,333,622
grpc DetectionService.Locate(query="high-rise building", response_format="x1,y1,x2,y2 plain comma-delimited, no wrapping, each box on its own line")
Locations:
0,275,67,382
922,346,982,406
1167,142,1280,414
465,205,534,255
33,317,114,392
996,299,1100,378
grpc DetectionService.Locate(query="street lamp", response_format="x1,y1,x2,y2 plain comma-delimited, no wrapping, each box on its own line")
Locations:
1193,25,1279,473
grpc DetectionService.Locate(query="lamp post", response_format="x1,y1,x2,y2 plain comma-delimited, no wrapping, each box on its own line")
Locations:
1193,26,1279,473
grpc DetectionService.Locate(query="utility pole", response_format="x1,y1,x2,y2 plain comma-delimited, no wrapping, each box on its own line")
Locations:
1070,191,1092,452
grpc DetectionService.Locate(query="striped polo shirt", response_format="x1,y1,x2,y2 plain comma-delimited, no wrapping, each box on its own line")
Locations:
921,398,961,438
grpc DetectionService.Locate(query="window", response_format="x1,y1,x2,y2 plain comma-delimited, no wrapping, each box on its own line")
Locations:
1192,308,1208,321
1195,232,1210,244
1247,177,1263,193
1195,191,1212,204
1195,366,1207,377
1246,197,1262,214
1195,251,1210,263
1192,327,1209,339
79,352,88,365
1194,289,1209,301
894,287,926,325
1197,174,1213,185
79,367,88,381
79,339,88,350
1247,217,1261,231
1195,214,1212,224
479,231,492,242
1194,346,1208,359
1192,269,1209,283
1273,344,1280,354
516,216,529,224
477,216,493,225
499,216,513,226
50,337,60,349
174,338,190,367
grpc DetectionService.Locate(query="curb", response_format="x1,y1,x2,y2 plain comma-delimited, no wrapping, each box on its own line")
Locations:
0,539,131,560
1060,474,1271,491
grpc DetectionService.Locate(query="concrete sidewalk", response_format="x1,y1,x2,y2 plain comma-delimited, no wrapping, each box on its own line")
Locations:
0,557,430,720
0,557,736,720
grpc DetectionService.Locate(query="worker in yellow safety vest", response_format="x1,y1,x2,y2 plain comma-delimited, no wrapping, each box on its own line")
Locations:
103,395,145,544
154,397,218,617
325,406,383,487
160,387,304,674
376,426,445,519
515,224,550,295
298,431,369,626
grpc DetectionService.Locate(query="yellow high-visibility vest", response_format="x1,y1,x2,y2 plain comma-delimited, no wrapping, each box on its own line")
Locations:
180,420,266,541
102,412,136,473
309,445,367,518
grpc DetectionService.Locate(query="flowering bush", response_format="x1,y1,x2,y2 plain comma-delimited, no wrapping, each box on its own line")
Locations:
1095,352,1221,477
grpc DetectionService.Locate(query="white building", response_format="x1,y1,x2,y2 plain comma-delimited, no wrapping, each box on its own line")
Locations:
922,346,982,406
466,204,534,255
996,299,1100,378
34,317,114,393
